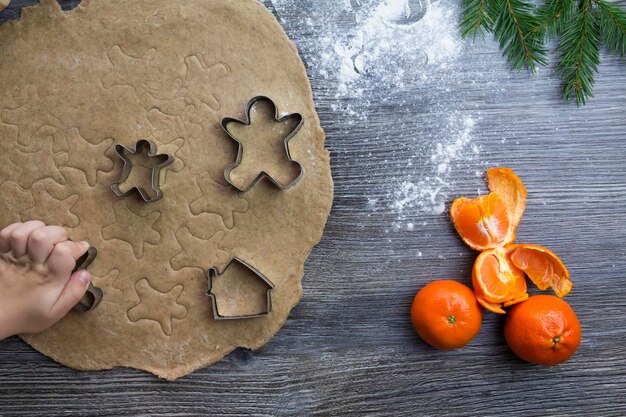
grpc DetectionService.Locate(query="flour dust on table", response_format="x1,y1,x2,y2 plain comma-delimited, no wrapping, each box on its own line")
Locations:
271,0,494,232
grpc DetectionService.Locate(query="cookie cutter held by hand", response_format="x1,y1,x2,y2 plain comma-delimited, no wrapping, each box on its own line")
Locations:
72,246,103,313
207,258,274,320
111,139,174,203
221,96,305,192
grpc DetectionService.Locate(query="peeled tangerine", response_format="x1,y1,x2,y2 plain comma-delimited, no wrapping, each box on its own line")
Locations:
472,247,528,314
453,168,573,313
450,193,512,251
451,168,527,252
472,245,572,313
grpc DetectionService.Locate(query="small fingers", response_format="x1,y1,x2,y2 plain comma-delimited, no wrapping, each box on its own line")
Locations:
45,240,90,278
27,226,69,265
9,221,46,258
0,223,22,253
49,270,92,320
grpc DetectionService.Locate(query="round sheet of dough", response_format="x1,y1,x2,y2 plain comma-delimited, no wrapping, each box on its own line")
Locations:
0,0,333,380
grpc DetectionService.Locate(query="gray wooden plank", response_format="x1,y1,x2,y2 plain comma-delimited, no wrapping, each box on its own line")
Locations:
0,0,625,416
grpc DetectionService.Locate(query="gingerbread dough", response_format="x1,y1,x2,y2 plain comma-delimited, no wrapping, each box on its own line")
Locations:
0,0,333,380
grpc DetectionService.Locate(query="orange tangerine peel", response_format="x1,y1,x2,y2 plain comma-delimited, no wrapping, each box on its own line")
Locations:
507,244,572,298
486,167,527,234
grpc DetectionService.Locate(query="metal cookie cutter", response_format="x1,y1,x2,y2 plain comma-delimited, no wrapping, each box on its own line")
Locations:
221,96,305,192
72,246,103,313
207,258,274,320
111,139,174,203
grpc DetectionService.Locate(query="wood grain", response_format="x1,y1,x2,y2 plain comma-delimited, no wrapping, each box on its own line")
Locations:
1,0,625,416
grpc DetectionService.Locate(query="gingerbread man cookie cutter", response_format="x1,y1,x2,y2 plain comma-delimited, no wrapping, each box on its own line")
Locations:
221,96,305,192
72,246,103,313
111,139,174,203
207,258,274,320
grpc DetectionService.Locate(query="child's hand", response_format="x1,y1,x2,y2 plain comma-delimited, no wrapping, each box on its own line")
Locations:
0,221,92,340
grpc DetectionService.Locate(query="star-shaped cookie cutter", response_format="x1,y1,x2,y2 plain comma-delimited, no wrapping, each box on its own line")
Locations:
207,258,274,320
72,246,103,313
111,139,174,203
221,96,305,192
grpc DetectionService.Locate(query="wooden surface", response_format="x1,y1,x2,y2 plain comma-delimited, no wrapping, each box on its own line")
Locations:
1,1,625,416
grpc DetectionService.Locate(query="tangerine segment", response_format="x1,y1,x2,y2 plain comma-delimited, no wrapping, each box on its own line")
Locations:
451,193,512,251
472,247,528,314
486,168,527,235
507,244,572,298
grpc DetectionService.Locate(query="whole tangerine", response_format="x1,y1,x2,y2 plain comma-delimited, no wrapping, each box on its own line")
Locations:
411,280,483,350
505,295,581,366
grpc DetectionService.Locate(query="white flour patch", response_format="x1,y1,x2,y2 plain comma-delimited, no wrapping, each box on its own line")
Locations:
270,0,487,229
333,0,461,94
389,115,477,220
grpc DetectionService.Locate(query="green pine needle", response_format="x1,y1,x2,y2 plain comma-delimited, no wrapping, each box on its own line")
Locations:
461,0,496,39
557,0,601,105
493,0,548,71
460,0,626,105
534,0,576,39
596,0,626,57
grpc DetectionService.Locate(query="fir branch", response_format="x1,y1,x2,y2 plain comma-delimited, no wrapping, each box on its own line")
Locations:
557,0,601,105
596,0,626,57
533,0,576,39
461,0,497,39
459,0,626,104
493,0,548,71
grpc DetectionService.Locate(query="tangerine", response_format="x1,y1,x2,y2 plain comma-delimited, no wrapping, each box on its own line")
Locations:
411,280,482,350
505,295,581,365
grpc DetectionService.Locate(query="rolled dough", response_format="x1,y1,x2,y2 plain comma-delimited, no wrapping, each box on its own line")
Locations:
0,0,333,380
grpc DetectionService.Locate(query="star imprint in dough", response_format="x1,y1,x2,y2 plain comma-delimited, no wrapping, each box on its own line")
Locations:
127,278,188,336
55,128,114,187
171,227,228,271
189,171,249,229
102,200,162,259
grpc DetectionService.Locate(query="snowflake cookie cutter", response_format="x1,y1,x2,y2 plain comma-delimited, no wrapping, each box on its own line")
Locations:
111,139,174,203
221,96,305,192
72,246,103,313
207,258,274,320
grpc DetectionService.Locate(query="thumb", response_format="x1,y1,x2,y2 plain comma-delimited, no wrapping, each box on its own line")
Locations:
50,270,92,319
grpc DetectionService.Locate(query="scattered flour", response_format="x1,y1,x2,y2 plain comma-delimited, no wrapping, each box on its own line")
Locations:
270,0,487,229
334,0,461,94
390,115,476,219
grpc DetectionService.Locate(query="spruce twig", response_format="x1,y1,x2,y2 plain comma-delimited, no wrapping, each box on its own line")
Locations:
461,0,496,39
493,0,548,71
460,0,626,105
533,0,576,38
557,0,600,105
596,0,626,56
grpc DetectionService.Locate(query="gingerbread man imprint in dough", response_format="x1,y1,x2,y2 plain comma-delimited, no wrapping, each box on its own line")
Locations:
222,96,304,192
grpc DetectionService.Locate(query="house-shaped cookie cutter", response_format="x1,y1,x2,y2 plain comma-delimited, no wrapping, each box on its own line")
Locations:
111,139,174,203
221,96,304,192
207,258,274,320
72,246,103,313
